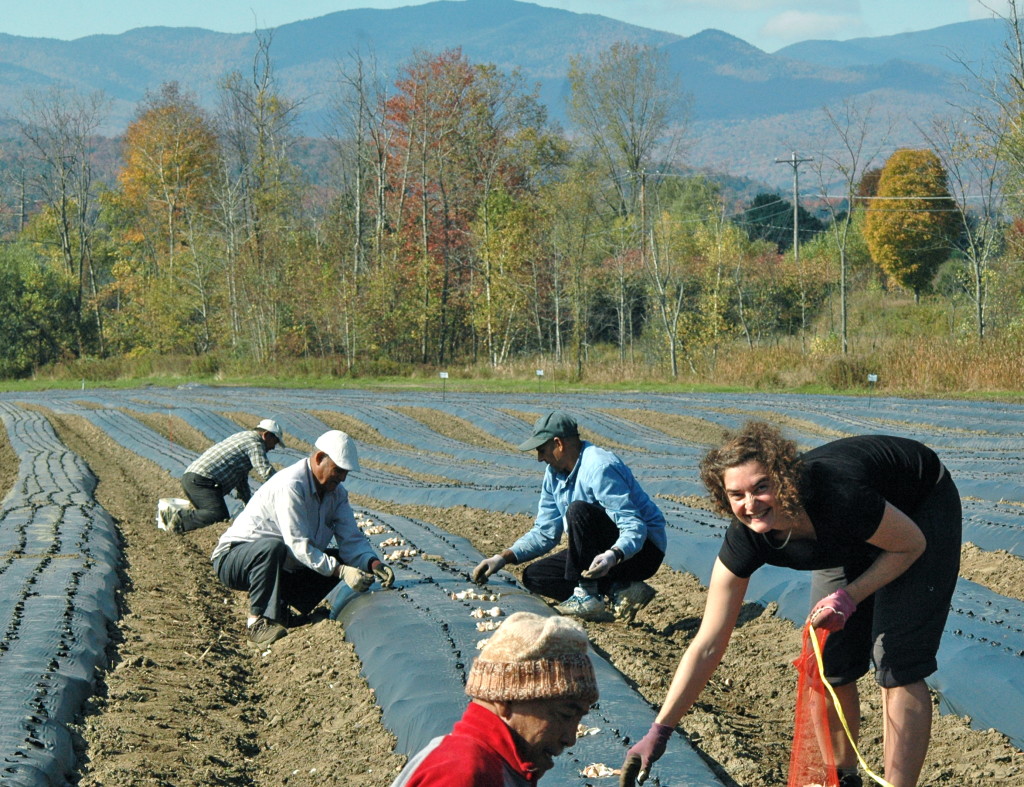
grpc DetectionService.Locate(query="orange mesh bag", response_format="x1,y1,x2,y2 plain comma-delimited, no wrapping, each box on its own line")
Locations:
788,625,838,787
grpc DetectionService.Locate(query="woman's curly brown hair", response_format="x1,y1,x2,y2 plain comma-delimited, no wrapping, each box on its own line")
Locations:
699,420,804,518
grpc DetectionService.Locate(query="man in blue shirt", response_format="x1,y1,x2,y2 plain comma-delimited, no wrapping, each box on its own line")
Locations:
472,411,666,622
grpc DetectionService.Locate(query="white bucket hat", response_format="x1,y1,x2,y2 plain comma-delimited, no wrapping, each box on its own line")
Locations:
256,418,286,447
314,430,360,472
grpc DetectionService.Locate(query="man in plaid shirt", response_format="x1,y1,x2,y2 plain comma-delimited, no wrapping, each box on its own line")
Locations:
164,418,286,534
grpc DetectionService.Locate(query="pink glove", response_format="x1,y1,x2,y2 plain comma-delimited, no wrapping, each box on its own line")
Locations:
809,588,856,632
582,549,618,579
619,722,673,785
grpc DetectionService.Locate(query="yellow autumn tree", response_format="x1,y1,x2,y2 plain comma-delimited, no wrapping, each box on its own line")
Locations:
863,148,959,298
107,82,221,353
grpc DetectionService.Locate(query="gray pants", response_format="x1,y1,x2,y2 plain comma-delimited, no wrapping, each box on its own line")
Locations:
178,472,231,532
213,539,341,621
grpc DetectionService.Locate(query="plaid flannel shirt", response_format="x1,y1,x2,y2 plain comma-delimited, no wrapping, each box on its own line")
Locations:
185,430,275,502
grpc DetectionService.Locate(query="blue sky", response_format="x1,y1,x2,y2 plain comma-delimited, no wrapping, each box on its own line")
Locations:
0,0,1006,52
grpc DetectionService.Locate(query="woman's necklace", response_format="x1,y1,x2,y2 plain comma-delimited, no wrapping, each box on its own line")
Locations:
764,527,793,550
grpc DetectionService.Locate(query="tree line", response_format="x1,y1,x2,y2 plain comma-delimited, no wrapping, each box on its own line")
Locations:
3,5,1024,382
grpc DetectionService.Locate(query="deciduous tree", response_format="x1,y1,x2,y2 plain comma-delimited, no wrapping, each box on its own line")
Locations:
567,42,688,218
217,32,302,362
382,49,558,365
863,148,958,298
107,82,221,353
809,97,888,352
16,85,109,355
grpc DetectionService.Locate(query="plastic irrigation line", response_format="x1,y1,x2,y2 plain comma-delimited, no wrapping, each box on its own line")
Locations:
330,507,727,786
962,499,1024,556
0,404,120,785
64,387,1022,507
931,577,1024,748
120,400,256,443
217,403,711,510
134,389,1024,503
37,402,196,478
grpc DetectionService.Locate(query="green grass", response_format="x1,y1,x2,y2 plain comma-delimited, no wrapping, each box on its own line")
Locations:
10,367,1023,403
14,283,1024,402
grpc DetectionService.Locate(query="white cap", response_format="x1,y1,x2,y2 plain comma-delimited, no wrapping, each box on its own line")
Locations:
314,430,360,472
256,418,286,447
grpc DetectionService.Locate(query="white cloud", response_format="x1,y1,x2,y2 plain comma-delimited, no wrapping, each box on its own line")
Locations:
968,0,1012,20
760,10,865,42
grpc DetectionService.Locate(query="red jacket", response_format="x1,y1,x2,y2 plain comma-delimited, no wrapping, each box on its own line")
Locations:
389,702,539,786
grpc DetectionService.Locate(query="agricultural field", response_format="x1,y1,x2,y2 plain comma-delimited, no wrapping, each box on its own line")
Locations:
1,386,1022,786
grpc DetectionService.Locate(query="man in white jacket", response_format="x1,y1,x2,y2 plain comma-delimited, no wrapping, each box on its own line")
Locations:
211,430,395,646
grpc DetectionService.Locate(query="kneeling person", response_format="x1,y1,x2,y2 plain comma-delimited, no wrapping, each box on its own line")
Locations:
211,430,395,646
390,611,598,786
167,418,285,534
474,411,666,622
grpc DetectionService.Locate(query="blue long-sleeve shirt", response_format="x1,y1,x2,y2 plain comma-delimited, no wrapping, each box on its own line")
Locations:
510,442,666,563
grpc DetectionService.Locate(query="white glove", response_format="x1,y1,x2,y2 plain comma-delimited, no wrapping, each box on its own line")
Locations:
472,554,507,584
340,565,374,592
582,549,618,579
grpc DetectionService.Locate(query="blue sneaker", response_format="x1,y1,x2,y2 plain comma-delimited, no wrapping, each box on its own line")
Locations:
554,587,610,621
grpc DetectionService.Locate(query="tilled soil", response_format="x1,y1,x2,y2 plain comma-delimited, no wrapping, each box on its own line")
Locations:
47,412,403,787
17,404,1024,786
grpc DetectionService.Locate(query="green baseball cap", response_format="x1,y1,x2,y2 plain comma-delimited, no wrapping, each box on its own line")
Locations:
518,411,579,451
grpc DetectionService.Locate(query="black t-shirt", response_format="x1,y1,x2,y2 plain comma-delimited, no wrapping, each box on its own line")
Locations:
717,435,942,578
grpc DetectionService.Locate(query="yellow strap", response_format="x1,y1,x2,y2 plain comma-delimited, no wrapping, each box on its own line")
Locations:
809,625,895,787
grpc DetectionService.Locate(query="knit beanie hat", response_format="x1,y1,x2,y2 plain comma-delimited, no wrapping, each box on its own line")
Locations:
465,612,598,705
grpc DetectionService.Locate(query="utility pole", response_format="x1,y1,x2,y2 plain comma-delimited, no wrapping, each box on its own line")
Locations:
775,151,813,262
775,151,813,344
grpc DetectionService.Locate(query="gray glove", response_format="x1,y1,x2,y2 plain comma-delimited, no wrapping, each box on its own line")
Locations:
372,562,396,589
340,565,374,592
472,554,506,584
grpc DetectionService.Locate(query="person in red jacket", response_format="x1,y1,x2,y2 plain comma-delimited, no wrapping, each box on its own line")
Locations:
389,611,599,786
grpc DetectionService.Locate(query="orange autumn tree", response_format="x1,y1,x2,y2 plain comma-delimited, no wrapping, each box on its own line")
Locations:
105,82,221,353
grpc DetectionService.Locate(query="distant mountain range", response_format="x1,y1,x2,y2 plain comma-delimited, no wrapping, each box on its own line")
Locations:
0,0,1008,190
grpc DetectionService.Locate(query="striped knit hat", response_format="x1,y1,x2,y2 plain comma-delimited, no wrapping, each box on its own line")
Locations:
466,612,598,704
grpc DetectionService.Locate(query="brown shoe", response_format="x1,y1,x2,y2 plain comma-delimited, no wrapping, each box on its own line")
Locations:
247,616,287,646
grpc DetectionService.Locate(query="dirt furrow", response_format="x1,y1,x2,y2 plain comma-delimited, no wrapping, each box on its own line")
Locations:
42,411,403,787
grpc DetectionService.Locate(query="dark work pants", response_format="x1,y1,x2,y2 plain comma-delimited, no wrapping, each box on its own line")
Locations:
179,472,231,532
811,473,962,689
522,500,664,602
213,539,341,622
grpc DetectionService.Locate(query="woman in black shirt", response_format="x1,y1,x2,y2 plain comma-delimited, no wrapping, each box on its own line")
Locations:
620,421,961,787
